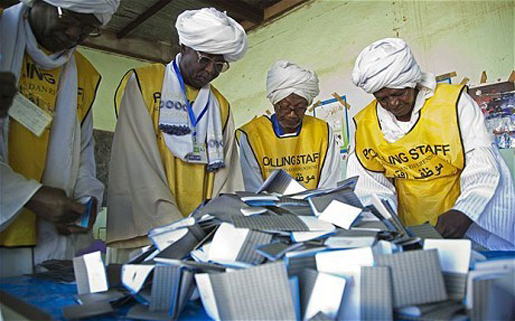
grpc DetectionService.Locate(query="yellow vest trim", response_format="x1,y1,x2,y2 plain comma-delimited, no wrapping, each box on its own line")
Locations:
354,84,466,226
0,51,101,247
115,64,230,216
237,115,330,189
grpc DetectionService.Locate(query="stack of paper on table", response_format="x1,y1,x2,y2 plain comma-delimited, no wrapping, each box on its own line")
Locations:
61,170,509,321
257,169,307,195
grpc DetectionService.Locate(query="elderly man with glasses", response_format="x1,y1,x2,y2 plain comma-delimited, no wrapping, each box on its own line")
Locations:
349,38,514,250
0,0,120,276
106,8,248,262
237,61,341,192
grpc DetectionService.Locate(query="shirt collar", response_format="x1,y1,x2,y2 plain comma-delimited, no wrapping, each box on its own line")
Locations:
271,114,302,137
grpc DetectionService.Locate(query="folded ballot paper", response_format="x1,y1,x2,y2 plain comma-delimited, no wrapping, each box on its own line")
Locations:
257,169,307,195
62,172,507,321
73,251,109,294
74,196,94,228
196,261,297,320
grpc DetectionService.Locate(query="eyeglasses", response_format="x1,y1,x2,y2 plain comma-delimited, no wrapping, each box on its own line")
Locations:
57,6,101,38
196,51,230,73
276,101,308,116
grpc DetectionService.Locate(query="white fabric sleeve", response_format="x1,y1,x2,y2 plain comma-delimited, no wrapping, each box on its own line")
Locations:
238,132,265,192
72,110,104,210
0,161,42,231
318,127,340,189
451,91,515,248
0,119,42,231
456,146,515,249
346,152,398,209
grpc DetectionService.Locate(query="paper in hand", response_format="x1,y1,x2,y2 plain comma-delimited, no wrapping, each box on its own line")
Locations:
74,197,94,228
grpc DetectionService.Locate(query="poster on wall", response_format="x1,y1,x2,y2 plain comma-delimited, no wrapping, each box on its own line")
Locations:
468,81,515,149
312,94,350,159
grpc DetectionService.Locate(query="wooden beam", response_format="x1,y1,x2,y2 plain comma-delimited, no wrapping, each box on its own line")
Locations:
240,0,309,31
480,71,487,83
117,0,174,39
0,1,18,9
435,71,457,82
83,30,176,63
508,70,515,83
201,0,263,25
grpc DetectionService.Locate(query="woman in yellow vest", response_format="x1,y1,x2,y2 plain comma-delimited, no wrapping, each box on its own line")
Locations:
106,8,248,263
0,0,120,276
237,61,341,191
349,38,514,250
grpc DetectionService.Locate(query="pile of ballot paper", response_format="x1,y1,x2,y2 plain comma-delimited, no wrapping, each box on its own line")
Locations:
66,170,515,321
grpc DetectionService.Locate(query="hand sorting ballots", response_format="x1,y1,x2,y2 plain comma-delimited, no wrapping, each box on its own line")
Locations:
435,209,473,239
25,186,93,235
0,71,17,118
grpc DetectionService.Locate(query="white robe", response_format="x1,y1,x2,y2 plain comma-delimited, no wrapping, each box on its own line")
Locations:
0,3,103,267
347,86,515,250
106,74,242,252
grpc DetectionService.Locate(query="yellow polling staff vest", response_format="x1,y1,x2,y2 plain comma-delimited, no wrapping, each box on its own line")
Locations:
114,64,230,216
0,51,101,246
236,115,330,189
354,84,466,226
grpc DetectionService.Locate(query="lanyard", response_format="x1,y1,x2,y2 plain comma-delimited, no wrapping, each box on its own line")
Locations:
172,60,209,137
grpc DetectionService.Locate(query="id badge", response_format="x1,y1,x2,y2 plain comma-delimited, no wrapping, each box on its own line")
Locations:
8,94,53,137
187,141,208,164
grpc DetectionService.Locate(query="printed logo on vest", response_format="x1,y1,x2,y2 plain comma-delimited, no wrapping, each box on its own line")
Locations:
262,153,320,167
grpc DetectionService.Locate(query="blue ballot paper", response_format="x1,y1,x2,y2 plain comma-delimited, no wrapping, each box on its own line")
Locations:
74,197,94,228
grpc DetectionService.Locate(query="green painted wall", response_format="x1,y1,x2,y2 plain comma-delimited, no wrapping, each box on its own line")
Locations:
78,47,149,131
213,0,514,128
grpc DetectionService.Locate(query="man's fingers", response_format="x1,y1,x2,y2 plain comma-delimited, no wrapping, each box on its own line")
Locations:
70,200,87,215
66,226,88,234
0,73,17,96
0,85,17,97
57,200,86,224
0,96,14,112
59,210,82,224
55,224,72,235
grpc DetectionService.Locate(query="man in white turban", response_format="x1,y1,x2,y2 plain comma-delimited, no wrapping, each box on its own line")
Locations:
349,38,514,250
106,8,247,263
237,60,340,191
0,0,120,276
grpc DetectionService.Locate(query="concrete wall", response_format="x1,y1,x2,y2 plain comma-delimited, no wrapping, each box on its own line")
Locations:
77,47,149,131
213,0,514,129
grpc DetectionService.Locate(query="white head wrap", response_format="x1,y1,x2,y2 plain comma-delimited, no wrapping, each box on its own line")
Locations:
19,0,120,25
266,60,320,105
175,8,247,62
352,38,427,94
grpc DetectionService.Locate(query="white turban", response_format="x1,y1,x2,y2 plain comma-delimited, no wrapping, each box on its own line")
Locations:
176,8,247,62
266,60,320,105
352,38,423,94
19,0,120,25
